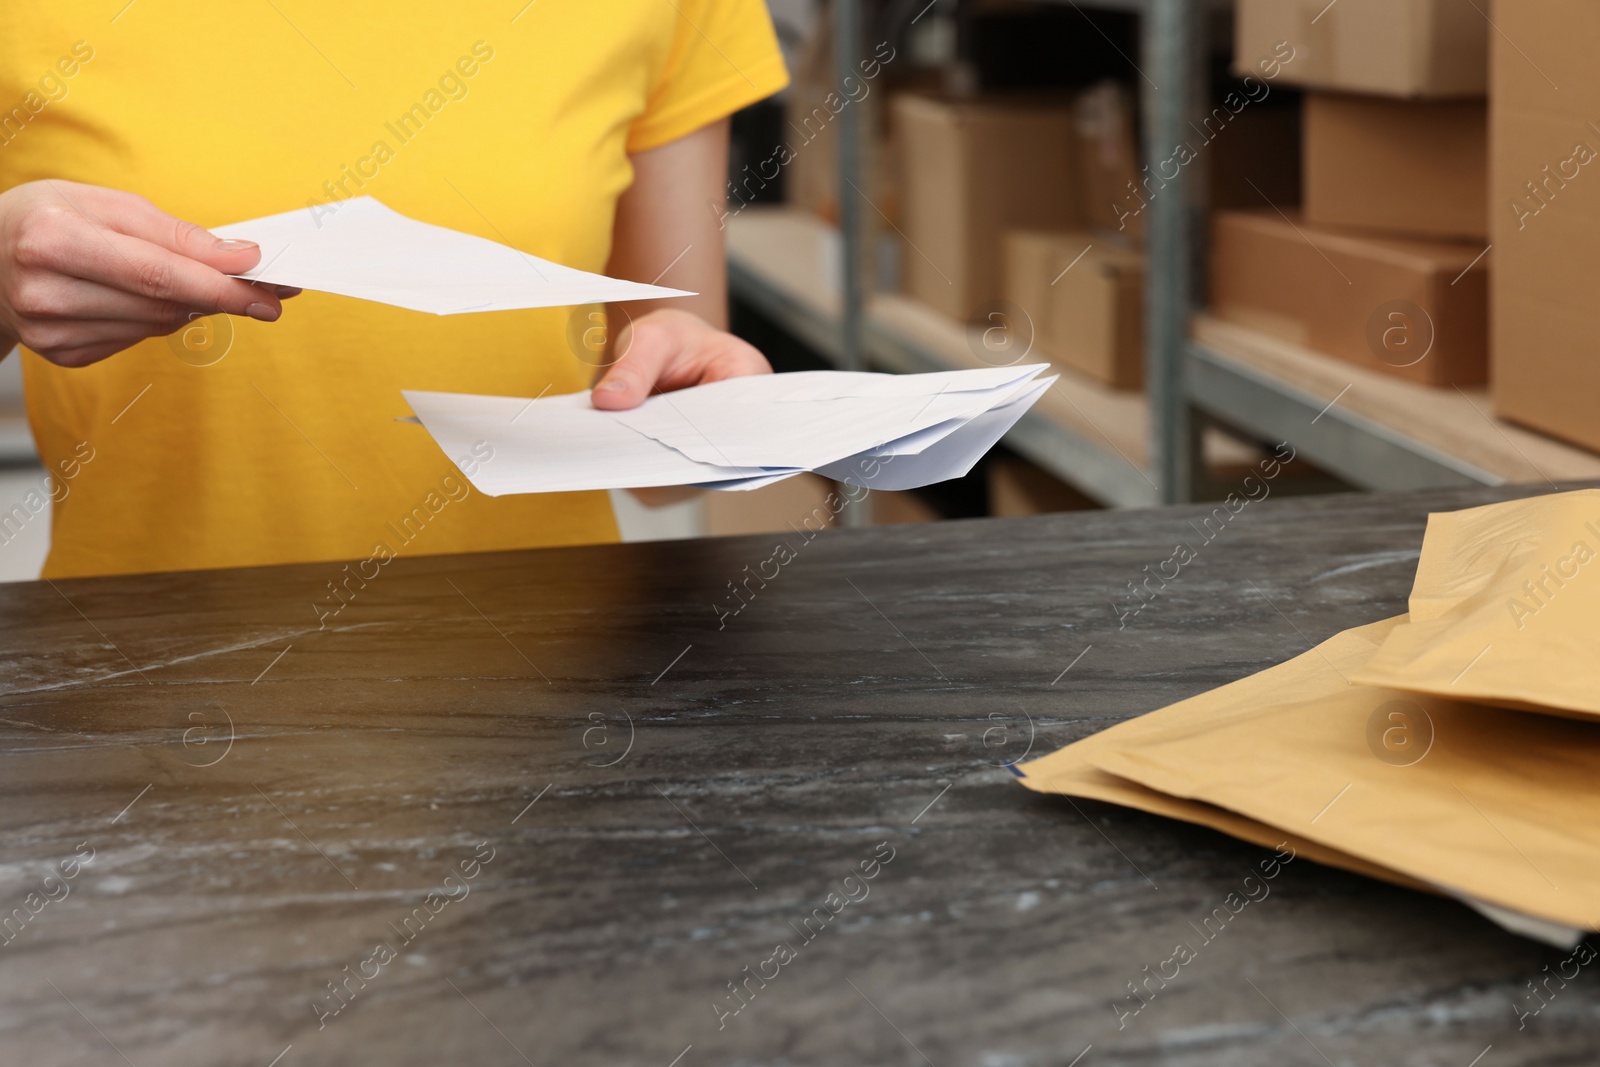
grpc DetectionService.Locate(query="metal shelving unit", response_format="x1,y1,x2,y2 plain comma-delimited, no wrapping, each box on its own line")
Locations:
1187,344,1495,490
726,211,1172,507
1133,0,1206,503
1029,0,1218,503
1001,0,1571,498
741,0,1596,505
1170,38,1600,492
1184,314,1600,488
730,0,1214,508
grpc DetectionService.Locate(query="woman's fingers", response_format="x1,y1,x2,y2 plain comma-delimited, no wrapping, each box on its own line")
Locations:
37,183,297,300
32,223,284,321
590,316,680,410
0,181,295,367
54,181,266,277
10,274,199,324
591,309,772,410
11,185,281,319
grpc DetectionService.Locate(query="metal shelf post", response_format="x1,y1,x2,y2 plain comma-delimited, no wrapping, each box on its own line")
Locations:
833,0,867,379
1141,0,1205,504
833,0,871,525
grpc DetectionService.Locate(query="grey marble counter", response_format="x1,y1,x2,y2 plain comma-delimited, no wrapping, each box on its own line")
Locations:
0,484,1595,1066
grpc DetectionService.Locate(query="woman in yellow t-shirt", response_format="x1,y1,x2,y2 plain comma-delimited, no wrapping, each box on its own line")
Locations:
0,2,789,578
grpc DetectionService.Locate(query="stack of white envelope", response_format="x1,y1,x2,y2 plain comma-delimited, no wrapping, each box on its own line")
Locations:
210,198,1054,497
402,364,1056,496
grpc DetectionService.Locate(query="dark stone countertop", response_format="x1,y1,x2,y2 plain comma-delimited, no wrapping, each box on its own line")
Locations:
1,483,1596,1066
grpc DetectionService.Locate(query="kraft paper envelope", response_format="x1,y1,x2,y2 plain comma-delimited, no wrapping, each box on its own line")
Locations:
1017,749,1431,894
1018,617,1600,939
1354,490,1600,719
1017,717,1580,945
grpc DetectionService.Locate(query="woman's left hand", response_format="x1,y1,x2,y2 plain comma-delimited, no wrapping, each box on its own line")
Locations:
590,307,769,410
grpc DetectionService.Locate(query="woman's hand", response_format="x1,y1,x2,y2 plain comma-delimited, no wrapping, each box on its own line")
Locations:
0,179,296,368
596,118,769,414
590,307,770,410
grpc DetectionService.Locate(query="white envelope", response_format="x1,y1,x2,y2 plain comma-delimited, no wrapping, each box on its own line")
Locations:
214,197,691,315
612,365,1048,469
762,365,1049,402
691,381,1052,491
689,471,805,492
402,368,1052,496
815,377,1054,490
402,390,792,496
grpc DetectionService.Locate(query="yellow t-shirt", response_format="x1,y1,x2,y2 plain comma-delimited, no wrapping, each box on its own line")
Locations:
0,2,787,578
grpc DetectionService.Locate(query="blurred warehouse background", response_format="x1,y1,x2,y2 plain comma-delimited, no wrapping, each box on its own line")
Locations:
4,0,1593,574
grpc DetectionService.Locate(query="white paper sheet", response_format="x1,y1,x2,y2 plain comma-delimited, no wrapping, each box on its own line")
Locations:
214,197,691,315
402,367,1052,496
612,364,1048,469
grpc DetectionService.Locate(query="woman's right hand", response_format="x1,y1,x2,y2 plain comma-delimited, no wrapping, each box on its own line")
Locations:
0,180,297,368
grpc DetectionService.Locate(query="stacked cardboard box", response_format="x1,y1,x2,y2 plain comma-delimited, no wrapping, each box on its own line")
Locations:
1210,211,1488,385
784,19,929,227
827,4,1491,393
987,455,1095,516
885,76,1298,389
1233,0,1488,98
1213,0,1491,385
1002,230,1144,389
1072,80,1302,243
893,94,1081,322
1073,82,1142,240
1303,94,1487,241
1488,0,1600,453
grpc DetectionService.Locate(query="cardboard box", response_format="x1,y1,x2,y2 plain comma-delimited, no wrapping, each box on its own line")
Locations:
1305,94,1488,241
785,92,843,223
782,14,931,227
783,14,839,221
1083,79,1302,240
1489,0,1600,451
988,455,1096,516
1210,210,1488,385
869,490,942,526
1074,82,1142,239
703,473,838,538
1001,229,1066,354
1235,0,1488,99
895,94,1079,322
1004,230,1144,389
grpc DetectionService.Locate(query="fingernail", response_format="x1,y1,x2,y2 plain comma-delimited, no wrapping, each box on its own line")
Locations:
276,286,303,298
595,379,627,392
216,238,258,252
246,302,280,322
